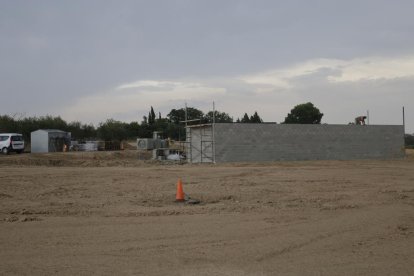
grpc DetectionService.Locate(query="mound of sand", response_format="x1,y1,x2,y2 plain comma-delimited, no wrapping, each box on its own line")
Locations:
0,150,153,167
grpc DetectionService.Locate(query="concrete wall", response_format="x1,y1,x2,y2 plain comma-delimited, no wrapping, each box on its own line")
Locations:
187,124,405,163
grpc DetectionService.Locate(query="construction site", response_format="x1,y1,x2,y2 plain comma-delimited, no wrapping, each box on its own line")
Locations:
0,120,413,275
3,1,414,274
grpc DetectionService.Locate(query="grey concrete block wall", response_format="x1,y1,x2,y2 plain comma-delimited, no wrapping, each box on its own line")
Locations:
189,124,404,163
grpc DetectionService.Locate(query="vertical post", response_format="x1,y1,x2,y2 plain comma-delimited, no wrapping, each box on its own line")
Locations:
403,106,405,132
213,101,216,125
184,102,188,162
185,102,188,128
366,110,370,125
212,101,216,164
403,106,406,149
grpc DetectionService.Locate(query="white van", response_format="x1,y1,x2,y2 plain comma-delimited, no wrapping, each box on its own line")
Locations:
0,133,25,154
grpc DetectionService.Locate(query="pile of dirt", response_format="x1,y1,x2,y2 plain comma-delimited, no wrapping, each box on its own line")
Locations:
0,150,153,167
1,149,411,168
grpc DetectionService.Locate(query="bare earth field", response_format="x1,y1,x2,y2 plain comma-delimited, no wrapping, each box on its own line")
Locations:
1,150,413,275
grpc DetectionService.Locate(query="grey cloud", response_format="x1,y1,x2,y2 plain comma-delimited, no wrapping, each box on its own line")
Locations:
289,67,343,87
0,1,413,132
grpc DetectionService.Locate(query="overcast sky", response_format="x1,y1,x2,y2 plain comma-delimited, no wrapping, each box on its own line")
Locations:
1,0,413,132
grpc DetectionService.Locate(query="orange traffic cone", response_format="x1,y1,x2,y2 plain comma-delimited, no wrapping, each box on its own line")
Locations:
176,179,185,202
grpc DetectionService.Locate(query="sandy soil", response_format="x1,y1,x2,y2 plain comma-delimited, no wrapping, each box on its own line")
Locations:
1,150,413,275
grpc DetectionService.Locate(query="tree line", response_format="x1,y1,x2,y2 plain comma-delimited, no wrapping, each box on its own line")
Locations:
0,106,261,142
0,102,327,142
2,103,411,146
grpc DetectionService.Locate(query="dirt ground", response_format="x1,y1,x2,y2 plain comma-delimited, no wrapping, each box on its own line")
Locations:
1,150,413,275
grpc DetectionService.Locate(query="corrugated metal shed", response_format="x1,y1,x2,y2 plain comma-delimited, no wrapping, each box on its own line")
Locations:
31,129,71,153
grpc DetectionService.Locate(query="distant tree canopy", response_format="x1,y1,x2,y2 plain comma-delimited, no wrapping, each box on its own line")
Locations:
67,121,97,140
204,111,233,123
406,134,414,148
97,119,128,141
3,105,333,143
164,107,203,140
239,111,263,123
241,113,250,123
167,107,204,124
283,102,323,124
0,114,72,141
164,108,233,138
148,106,156,125
250,111,263,123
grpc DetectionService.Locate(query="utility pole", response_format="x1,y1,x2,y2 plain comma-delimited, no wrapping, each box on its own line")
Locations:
212,101,216,164
185,102,188,128
403,106,406,150
403,106,405,132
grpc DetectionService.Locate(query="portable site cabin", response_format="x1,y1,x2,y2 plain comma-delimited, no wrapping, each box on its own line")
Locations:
185,123,405,163
31,129,71,153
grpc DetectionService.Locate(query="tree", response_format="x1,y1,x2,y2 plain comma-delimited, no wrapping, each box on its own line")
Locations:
167,107,204,124
125,121,140,139
164,121,182,140
67,121,97,140
283,102,323,124
148,106,156,125
1,114,72,141
154,118,169,134
204,111,233,123
81,124,97,139
165,107,204,140
35,115,68,130
139,114,153,138
406,134,414,148
97,119,128,141
0,115,15,133
241,113,250,123
249,111,263,123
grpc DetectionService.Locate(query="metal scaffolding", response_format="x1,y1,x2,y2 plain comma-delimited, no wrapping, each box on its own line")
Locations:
185,124,214,163
182,101,216,163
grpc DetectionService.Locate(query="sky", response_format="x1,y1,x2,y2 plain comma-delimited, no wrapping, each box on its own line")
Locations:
0,0,413,133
